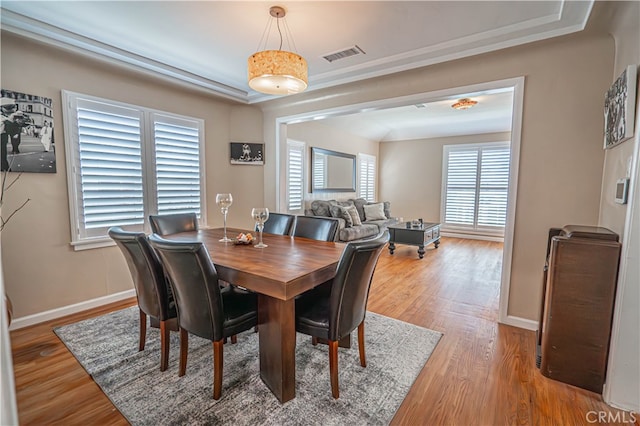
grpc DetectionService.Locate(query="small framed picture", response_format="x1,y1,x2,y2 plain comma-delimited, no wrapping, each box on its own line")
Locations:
230,142,264,165
604,65,637,149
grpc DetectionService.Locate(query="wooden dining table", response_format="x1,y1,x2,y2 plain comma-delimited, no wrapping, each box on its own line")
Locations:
163,227,345,403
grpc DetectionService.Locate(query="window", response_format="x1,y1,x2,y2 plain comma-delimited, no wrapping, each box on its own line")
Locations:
441,143,510,235
286,139,305,212
358,153,376,202
63,91,205,250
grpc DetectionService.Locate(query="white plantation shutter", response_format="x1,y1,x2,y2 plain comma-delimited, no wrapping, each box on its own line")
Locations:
442,143,510,235
313,152,326,190
64,92,205,249
478,147,510,227
358,154,376,202
153,116,201,216
76,100,144,236
286,140,305,212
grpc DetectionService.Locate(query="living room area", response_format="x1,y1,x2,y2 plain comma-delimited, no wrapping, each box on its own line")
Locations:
2,1,639,424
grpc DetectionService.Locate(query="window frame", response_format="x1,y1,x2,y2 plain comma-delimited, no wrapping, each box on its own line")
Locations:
62,90,206,250
440,142,510,237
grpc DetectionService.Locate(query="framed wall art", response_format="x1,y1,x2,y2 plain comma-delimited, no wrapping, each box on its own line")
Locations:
604,65,637,149
1,88,56,172
230,142,264,165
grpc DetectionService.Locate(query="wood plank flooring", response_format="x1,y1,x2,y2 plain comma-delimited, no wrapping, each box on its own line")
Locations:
9,237,637,425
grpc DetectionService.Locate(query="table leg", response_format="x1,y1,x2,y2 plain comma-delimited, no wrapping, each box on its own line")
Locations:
434,238,440,248
389,242,395,254
418,245,425,259
258,294,296,403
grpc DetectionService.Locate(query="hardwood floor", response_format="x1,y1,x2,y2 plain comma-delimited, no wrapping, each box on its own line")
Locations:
10,237,637,425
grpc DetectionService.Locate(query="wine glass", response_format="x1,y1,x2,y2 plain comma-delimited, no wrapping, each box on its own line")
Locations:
251,208,269,248
216,193,233,242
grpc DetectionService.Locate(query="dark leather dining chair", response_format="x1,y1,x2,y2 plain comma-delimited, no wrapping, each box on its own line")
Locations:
261,212,296,236
148,234,258,400
292,215,340,242
149,212,198,236
295,230,389,398
108,227,177,372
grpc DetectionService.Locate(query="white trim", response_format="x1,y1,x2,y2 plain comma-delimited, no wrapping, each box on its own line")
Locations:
498,77,525,327
501,314,538,331
0,241,18,424
603,98,640,411
8,289,136,330
273,76,526,329
441,231,504,243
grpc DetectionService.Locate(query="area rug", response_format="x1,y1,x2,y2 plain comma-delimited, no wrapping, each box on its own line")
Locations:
54,307,441,425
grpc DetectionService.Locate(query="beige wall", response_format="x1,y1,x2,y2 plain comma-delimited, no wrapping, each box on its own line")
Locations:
597,0,640,411
286,120,378,206
598,1,639,237
262,31,614,321
1,33,263,318
379,132,511,224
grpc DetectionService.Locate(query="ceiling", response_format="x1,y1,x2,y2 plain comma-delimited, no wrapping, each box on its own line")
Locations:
315,88,515,142
1,1,594,141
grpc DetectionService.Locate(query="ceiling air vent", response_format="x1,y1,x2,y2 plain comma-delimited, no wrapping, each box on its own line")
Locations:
322,45,366,63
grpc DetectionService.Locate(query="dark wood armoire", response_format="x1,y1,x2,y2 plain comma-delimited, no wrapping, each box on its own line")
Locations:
536,225,621,393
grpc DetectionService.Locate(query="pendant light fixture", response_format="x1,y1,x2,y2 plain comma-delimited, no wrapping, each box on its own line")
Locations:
248,5,308,95
451,98,478,110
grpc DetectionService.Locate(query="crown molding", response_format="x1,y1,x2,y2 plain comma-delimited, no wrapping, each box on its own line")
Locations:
1,10,251,104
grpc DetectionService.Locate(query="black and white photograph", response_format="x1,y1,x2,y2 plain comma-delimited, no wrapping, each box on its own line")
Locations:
603,65,637,149
230,142,264,165
1,89,55,172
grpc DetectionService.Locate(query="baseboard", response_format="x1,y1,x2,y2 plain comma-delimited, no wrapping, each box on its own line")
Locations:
441,232,504,243
499,314,538,331
9,289,136,331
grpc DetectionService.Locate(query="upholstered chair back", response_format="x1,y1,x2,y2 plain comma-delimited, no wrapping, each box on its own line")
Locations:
293,216,340,242
149,212,198,236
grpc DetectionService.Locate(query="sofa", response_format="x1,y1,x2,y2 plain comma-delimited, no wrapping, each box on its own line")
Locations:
305,198,398,242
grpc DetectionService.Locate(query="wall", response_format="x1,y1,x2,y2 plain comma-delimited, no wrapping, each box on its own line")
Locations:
1,32,263,319
261,30,614,321
286,120,378,207
379,132,511,224
599,0,640,411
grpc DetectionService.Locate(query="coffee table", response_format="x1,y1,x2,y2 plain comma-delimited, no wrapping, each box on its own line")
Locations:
388,222,441,259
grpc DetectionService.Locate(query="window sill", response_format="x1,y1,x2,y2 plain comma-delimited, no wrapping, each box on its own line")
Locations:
71,237,116,251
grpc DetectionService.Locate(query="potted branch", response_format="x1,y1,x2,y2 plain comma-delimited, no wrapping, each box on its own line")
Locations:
1,160,31,325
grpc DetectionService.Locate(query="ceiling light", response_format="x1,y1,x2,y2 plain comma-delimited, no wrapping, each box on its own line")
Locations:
248,6,308,96
452,98,478,110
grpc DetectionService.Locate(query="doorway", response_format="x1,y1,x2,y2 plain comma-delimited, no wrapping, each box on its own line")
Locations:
273,77,525,328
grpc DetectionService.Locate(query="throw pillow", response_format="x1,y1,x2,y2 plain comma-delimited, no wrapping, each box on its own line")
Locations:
311,200,335,217
329,205,353,227
349,198,368,222
363,203,387,221
345,205,362,226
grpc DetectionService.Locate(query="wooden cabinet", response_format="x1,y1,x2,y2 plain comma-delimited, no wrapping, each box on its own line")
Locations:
537,225,621,394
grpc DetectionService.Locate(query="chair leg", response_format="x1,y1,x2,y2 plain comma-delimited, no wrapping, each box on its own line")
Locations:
311,337,318,346
329,340,339,399
213,340,224,400
358,321,366,368
179,328,188,377
160,320,170,372
230,335,237,344
138,309,147,351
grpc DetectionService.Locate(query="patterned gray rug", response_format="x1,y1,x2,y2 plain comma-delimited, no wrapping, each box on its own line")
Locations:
54,307,441,425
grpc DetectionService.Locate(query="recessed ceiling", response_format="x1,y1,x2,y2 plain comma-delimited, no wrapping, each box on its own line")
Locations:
312,89,515,142
1,1,594,104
